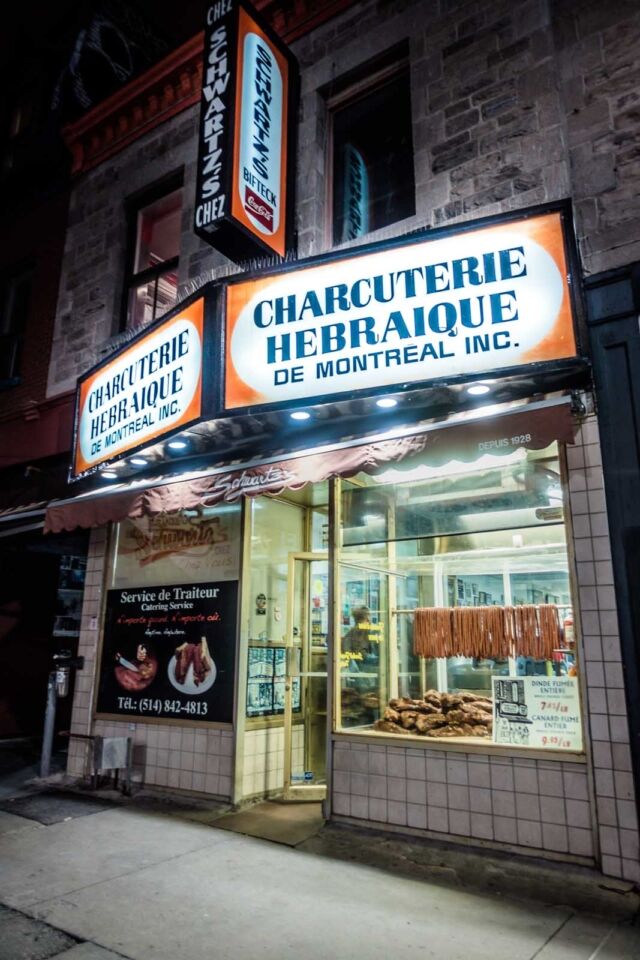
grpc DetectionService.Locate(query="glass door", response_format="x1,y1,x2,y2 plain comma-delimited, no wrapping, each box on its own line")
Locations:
283,553,328,801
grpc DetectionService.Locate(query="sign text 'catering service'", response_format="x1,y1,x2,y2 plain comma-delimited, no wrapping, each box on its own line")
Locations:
73,298,204,476
225,211,577,409
193,0,295,261
96,580,238,723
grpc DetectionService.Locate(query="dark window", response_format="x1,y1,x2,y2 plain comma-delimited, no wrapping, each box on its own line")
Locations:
331,66,414,245
124,183,183,329
0,266,33,386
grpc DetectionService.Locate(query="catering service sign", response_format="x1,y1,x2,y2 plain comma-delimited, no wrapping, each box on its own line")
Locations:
73,298,204,477
224,210,578,410
193,0,296,261
96,580,238,724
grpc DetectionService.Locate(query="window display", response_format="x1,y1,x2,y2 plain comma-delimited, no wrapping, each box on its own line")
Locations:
338,442,583,751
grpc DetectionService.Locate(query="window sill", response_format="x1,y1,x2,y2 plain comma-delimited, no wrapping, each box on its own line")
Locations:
333,728,586,763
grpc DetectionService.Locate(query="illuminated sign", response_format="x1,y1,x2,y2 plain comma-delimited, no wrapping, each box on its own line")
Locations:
224,210,578,410
73,298,205,477
193,0,296,262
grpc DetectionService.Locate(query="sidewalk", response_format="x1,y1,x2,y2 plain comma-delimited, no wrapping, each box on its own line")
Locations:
0,771,639,960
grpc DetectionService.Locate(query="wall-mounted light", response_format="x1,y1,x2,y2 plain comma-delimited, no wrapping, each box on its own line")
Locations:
376,397,398,409
167,438,189,451
290,411,311,421
100,470,118,480
130,457,148,467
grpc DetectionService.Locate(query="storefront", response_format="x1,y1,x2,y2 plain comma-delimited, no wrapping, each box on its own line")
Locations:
47,203,618,867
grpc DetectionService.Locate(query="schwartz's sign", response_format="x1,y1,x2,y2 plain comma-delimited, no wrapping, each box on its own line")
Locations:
224,210,579,410
72,298,205,478
194,0,297,262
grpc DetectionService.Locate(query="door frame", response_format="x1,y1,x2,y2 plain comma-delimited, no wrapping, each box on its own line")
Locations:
283,551,328,801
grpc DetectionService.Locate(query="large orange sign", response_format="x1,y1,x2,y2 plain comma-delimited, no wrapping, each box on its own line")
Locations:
73,298,204,477
225,211,578,410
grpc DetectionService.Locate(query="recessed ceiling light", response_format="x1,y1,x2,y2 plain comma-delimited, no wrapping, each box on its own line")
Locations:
290,411,311,421
130,457,148,467
376,397,398,409
101,470,118,479
167,438,188,450
467,383,491,396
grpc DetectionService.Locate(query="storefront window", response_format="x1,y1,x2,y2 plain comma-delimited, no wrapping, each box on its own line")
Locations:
111,506,241,588
338,443,583,752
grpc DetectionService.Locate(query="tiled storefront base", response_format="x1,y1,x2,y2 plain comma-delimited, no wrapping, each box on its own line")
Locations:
242,726,304,799
67,721,234,798
332,738,594,862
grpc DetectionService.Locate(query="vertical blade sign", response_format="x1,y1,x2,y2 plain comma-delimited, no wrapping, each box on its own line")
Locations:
194,0,297,263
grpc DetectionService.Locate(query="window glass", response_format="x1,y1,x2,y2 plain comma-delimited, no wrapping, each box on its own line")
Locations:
133,189,182,274
111,505,241,589
338,443,582,751
125,184,182,329
0,266,32,383
332,68,414,244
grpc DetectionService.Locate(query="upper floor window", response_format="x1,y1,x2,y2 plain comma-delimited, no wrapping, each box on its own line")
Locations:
329,62,415,245
124,181,183,329
0,265,33,387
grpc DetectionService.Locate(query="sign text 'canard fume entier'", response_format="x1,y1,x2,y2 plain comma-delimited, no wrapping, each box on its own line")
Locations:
193,0,297,262
73,298,204,477
224,211,578,410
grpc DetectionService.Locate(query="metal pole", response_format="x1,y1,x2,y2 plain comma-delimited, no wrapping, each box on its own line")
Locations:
40,671,57,778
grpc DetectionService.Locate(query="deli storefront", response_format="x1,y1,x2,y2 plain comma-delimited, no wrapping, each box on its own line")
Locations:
48,204,612,867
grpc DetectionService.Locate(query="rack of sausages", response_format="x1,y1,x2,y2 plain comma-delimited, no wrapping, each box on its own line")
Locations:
412,604,562,661
374,689,493,738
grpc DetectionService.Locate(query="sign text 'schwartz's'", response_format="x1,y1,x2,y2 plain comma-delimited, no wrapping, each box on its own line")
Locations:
195,5,231,230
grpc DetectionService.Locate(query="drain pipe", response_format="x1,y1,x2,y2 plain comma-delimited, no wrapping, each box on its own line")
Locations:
40,672,57,778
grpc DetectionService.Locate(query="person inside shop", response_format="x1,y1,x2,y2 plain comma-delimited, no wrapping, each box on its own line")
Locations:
342,605,374,672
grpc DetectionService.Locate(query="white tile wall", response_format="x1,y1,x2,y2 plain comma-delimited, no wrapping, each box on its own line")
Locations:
242,726,304,798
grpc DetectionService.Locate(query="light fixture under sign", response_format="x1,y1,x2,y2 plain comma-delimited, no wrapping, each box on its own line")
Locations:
290,411,311,421
376,397,398,409
467,383,491,396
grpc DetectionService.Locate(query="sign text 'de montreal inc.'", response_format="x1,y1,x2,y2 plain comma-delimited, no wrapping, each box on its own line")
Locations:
74,299,204,476
224,212,577,409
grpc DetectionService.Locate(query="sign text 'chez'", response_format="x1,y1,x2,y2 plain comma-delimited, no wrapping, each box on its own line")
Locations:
224,211,578,410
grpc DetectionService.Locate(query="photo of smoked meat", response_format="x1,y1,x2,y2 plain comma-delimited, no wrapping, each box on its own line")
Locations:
174,636,212,686
412,604,562,661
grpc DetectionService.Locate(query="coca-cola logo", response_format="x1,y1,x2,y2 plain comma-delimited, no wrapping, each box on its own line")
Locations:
244,187,274,231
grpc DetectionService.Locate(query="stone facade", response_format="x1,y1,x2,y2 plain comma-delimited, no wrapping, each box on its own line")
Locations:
48,0,640,397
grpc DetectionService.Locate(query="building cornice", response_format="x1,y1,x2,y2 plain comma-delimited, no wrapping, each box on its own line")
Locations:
62,0,355,177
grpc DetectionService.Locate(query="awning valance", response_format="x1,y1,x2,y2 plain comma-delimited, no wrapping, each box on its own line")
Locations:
45,397,577,534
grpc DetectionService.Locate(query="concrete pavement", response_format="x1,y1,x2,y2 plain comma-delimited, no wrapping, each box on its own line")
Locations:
0,788,639,960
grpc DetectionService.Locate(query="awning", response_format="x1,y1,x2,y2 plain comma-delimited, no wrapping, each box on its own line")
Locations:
45,397,577,534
